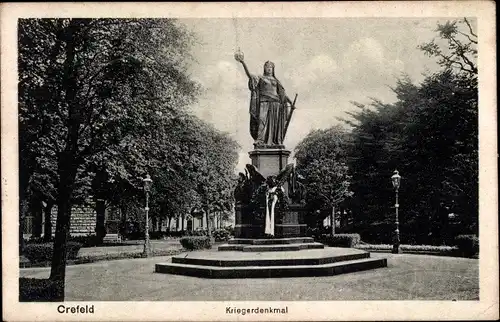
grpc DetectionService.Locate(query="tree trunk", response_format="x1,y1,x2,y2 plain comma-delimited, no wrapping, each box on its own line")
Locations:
330,206,335,235
31,198,43,238
19,199,29,253
43,201,55,242
49,23,80,301
152,217,157,233
50,177,74,301
95,199,106,243
168,216,172,232
205,210,211,238
181,213,185,231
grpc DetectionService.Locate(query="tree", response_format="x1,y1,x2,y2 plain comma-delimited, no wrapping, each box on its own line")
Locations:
341,18,477,244
418,18,477,76
294,126,353,232
186,119,239,237
18,18,198,299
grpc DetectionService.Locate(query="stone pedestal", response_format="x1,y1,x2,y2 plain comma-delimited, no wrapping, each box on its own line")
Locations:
249,148,291,179
234,204,307,238
275,204,307,237
234,147,306,239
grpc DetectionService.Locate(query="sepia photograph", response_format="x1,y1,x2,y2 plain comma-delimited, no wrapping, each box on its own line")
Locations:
1,2,498,321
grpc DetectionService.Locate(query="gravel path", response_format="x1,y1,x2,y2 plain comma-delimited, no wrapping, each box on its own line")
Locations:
20,251,479,301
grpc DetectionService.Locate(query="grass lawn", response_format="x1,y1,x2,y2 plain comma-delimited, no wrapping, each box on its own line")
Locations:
78,239,182,257
19,249,479,301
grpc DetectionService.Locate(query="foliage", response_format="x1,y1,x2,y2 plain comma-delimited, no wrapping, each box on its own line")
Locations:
418,18,477,75
148,115,239,229
212,228,232,242
67,234,112,247
318,234,361,248
355,244,458,257
18,18,240,293
179,236,212,250
294,126,353,226
454,235,479,257
339,18,478,245
305,226,331,238
19,278,63,302
23,242,82,263
185,229,209,237
146,227,234,240
76,249,182,263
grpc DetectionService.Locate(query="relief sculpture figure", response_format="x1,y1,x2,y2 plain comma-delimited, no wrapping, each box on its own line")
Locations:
245,164,294,236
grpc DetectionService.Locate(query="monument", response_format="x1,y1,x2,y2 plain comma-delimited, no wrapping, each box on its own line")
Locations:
155,50,387,278
233,48,306,239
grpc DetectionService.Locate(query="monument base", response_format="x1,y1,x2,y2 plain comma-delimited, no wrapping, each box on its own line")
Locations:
155,245,388,278
234,204,307,239
249,148,291,179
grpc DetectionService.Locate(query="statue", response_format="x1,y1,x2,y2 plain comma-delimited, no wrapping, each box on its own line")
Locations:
245,164,294,236
234,49,297,148
288,167,307,204
234,170,252,205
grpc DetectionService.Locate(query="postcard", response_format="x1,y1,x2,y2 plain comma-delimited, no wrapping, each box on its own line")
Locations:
1,1,498,321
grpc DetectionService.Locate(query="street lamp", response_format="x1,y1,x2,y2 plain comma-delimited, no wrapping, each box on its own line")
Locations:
391,170,401,254
142,174,153,257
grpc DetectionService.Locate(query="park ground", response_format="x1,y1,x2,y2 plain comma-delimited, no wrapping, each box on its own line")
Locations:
20,246,479,301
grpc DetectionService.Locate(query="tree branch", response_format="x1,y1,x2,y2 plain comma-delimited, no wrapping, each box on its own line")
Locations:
449,37,477,73
458,31,478,44
463,18,477,38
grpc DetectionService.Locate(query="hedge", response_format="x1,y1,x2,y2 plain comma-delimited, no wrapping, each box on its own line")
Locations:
19,278,63,302
68,235,101,247
179,236,212,250
75,248,183,263
149,227,235,240
356,244,455,253
185,229,208,237
23,242,82,263
319,234,361,248
212,229,232,242
454,235,479,257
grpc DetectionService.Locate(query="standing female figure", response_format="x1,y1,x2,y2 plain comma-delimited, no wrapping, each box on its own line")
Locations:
235,51,292,147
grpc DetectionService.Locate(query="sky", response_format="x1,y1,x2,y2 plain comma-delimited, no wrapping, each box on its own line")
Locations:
178,18,447,172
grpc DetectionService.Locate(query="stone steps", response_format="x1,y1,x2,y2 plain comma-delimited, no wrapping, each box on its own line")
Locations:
218,242,324,252
172,251,369,267
228,237,315,245
156,257,387,279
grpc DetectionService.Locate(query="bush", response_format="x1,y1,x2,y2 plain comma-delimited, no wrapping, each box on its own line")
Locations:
223,226,235,236
213,228,231,242
25,236,45,244
19,278,63,302
23,242,82,263
306,227,319,238
320,234,361,248
356,244,456,254
454,235,479,257
149,231,165,239
186,229,208,237
179,236,212,250
69,235,101,247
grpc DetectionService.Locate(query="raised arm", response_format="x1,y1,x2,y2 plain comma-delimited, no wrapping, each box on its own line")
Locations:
234,50,252,80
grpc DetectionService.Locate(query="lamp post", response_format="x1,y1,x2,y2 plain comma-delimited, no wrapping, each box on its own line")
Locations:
391,170,401,254
142,174,153,258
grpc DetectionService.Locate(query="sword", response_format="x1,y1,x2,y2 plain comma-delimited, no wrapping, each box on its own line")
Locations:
284,93,298,138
